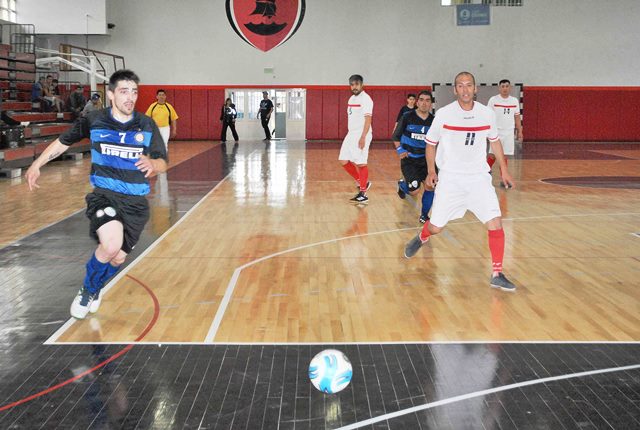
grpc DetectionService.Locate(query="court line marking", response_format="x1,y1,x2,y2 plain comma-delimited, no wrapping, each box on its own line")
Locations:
44,165,237,345
335,363,640,430
1,208,85,250
204,211,640,343
1,274,159,412
47,340,640,346
0,145,218,251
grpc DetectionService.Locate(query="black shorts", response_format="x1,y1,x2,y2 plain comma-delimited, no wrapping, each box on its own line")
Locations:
85,188,150,254
401,156,428,192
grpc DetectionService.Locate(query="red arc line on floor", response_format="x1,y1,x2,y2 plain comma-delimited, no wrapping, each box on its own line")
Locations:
0,274,159,412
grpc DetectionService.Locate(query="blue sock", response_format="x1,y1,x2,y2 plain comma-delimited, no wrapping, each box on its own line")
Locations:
399,180,410,194
97,263,120,289
83,253,110,294
421,190,435,217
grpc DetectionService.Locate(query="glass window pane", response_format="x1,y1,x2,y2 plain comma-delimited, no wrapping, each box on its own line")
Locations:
0,9,8,21
0,0,8,9
231,91,245,119
247,91,264,120
9,0,15,11
9,10,15,22
288,89,305,120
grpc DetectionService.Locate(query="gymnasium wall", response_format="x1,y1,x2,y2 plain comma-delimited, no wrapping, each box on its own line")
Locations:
137,85,640,142
50,0,640,86
36,0,640,141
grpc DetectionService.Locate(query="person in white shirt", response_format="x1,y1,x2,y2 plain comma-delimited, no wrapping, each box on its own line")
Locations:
339,74,373,204
486,79,523,179
404,71,518,292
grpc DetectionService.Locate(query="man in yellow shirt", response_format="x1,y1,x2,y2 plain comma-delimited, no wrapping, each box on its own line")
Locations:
145,89,179,149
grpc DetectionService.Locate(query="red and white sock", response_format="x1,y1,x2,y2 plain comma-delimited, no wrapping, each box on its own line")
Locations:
488,228,505,276
419,222,432,242
342,162,360,182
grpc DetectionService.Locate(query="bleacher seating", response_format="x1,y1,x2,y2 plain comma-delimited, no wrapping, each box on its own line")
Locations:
0,42,88,178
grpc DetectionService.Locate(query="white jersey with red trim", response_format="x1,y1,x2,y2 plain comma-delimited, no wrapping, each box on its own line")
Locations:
487,95,520,130
426,101,499,174
347,91,373,134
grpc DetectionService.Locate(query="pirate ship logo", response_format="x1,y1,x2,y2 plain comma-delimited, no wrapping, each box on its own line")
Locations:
226,0,306,52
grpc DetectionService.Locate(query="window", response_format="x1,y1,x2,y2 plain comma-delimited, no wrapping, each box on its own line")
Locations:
247,91,266,120
1,0,17,22
442,0,522,5
230,91,245,119
288,89,305,120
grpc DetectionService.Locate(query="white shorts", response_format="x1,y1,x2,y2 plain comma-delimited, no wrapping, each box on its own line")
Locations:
429,171,501,228
489,130,515,156
338,131,372,165
158,126,170,149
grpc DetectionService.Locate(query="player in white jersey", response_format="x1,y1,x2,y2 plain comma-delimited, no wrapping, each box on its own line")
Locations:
487,79,523,180
404,72,518,292
339,74,373,204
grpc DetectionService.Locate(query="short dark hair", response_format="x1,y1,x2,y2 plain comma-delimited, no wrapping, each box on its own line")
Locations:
454,71,476,86
156,89,166,95
417,90,433,101
407,93,416,99
499,79,511,85
108,69,140,92
52,79,58,84
349,74,363,84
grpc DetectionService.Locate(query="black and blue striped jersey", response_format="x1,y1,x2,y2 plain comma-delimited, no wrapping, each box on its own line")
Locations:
59,108,167,196
391,110,435,158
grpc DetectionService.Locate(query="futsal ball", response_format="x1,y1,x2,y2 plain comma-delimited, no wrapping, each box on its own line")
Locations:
308,349,353,394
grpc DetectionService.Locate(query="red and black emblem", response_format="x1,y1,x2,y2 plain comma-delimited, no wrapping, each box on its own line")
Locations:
226,0,306,52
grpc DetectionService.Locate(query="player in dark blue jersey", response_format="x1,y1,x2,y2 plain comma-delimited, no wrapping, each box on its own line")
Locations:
391,90,436,224
26,69,168,319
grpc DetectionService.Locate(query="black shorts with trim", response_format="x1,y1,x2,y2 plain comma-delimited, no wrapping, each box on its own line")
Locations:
85,188,150,254
401,156,428,192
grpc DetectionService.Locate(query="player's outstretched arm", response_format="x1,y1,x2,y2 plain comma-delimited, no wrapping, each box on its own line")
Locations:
25,139,70,191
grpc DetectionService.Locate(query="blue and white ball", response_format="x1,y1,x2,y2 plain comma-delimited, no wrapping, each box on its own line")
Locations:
308,349,353,394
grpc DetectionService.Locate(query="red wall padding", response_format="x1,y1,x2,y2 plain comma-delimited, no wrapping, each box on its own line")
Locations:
525,87,640,142
307,87,424,141
137,86,226,141
135,86,640,142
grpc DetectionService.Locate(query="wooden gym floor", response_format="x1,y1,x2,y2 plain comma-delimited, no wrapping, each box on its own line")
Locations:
0,140,638,429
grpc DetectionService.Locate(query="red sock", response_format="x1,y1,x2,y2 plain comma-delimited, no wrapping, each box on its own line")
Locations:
488,229,505,275
487,155,496,169
419,221,432,242
342,162,360,182
358,165,369,192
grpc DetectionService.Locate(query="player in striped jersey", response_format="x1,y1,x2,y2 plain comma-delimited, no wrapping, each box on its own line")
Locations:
487,79,523,184
26,69,168,318
392,90,436,223
404,72,518,292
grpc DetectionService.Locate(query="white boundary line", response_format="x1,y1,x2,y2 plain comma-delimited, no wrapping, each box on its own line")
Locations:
203,211,640,343
44,162,239,345
1,208,85,250
46,340,640,346
336,363,640,430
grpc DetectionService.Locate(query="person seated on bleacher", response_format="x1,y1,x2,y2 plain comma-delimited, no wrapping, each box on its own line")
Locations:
43,75,63,112
81,93,102,116
69,86,87,118
31,77,53,111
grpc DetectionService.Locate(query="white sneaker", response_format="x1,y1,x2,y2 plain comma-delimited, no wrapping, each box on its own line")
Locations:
89,290,102,314
70,288,97,319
